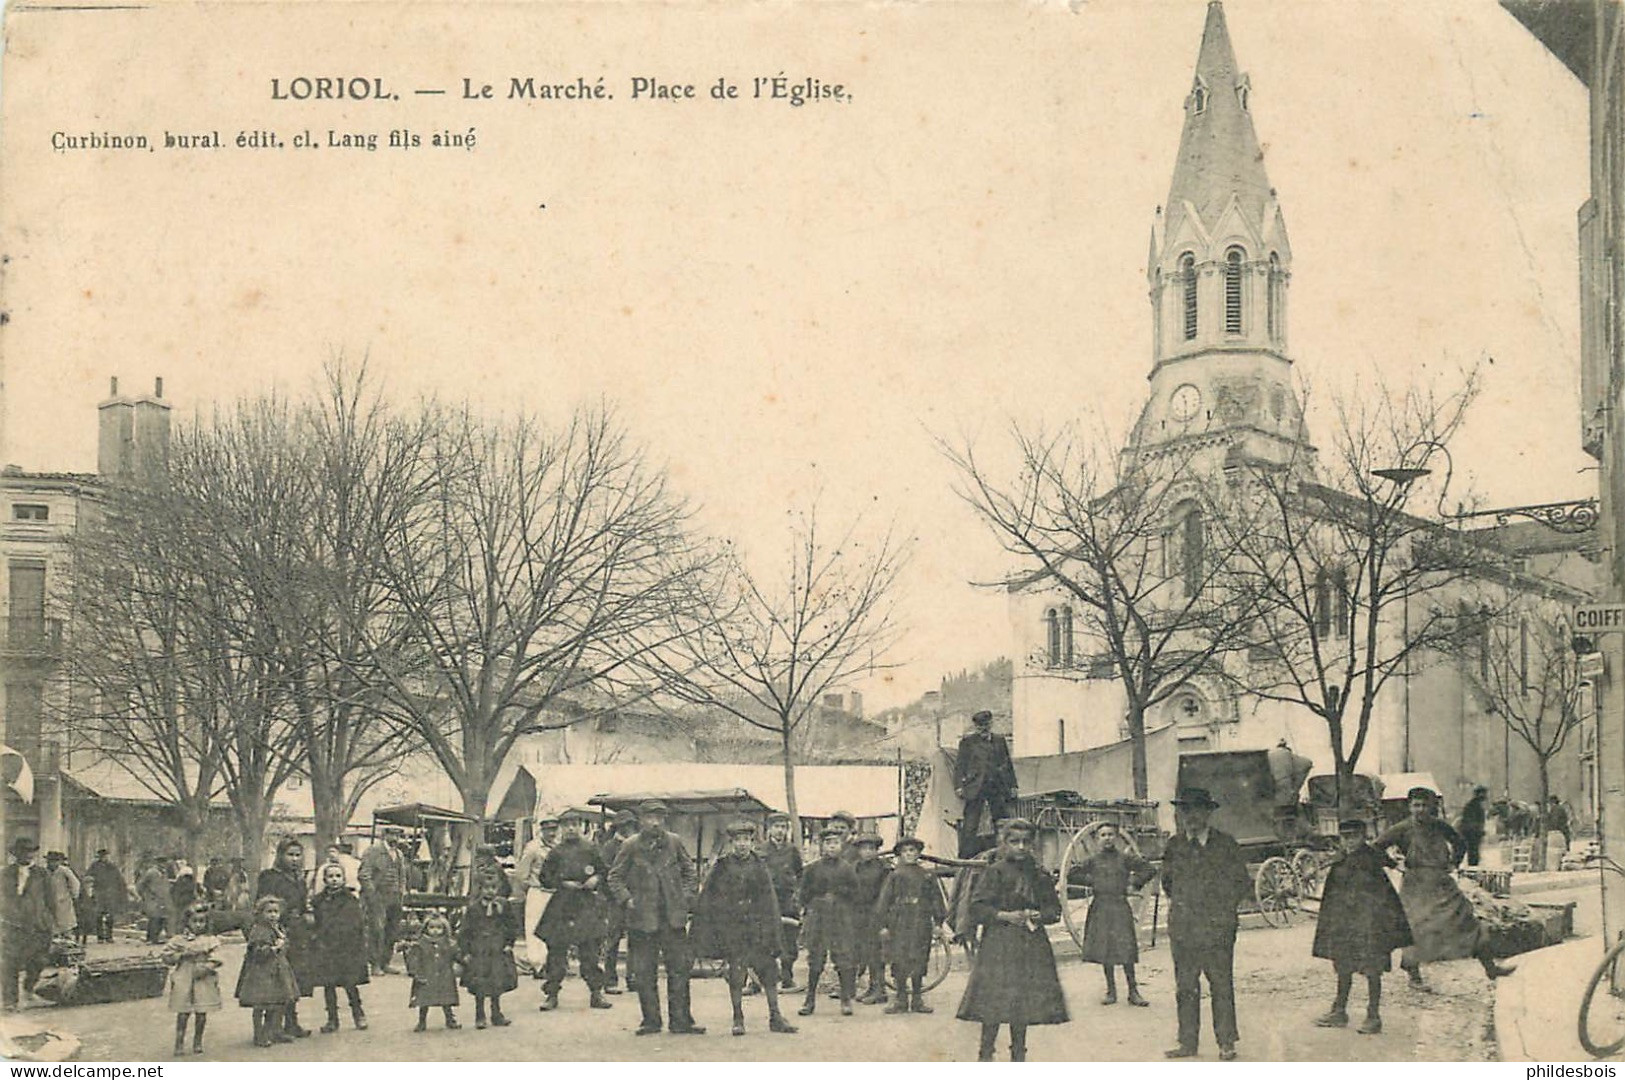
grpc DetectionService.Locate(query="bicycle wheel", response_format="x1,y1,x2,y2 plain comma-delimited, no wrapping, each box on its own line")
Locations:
1579,935,1625,1057
886,936,953,993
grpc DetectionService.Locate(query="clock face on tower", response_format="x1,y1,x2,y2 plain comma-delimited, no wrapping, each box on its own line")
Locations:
1170,383,1202,424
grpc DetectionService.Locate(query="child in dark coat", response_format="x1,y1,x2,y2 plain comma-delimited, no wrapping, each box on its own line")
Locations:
235,896,300,1047
694,820,798,1036
1078,822,1157,1006
956,819,1069,1061
850,834,892,1005
406,913,461,1031
458,872,519,1029
309,864,370,1033
1312,818,1413,1034
876,836,948,1015
798,828,861,1017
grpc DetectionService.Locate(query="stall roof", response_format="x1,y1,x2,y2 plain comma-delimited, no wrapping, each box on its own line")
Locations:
587,789,773,815
373,802,477,826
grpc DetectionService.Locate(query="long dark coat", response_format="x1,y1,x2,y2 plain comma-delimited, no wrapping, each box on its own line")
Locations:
0,863,52,973
955,853,1068,1026
801,856,860,967
535,835,609,945
1311,844,1412,972
608,828,697,934
875,863,945,977
761,839,803,917
234,920,299,1007
406,936,460,1007
852,857,891,955
86,858,128,918
1078,848,1156,965
308,887,371,988
694,850,783,963
1160,830,1251,951
457,897,519,996
254,866,314,996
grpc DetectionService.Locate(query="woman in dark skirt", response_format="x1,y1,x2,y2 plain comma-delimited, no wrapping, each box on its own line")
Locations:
254,838,314,1038
1078,822,1157,1006
458,872,519,1029
308,864,370,1033
956,818,1069,1061
1313,818,1413,1034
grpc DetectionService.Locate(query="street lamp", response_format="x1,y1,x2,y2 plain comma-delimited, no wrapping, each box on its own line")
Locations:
1374,440,1600,535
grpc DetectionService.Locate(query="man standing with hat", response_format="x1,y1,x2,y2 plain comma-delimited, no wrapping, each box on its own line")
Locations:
607,800,704,1035
358,831,407,975
1374,786,1515,988
86,848,127,943
1160,787,1250,1061
953,711,1017,859
598,809,640,995
536,817,613,1012
513,816,560,976
760,811,803,990
1,837,52,1010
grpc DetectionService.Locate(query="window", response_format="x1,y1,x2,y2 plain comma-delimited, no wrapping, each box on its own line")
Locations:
2,681,43,755
1267,253,1283,340
1153,269,1163,355
1046,608,1061,668
1181,508,1205,596
1315,568,1350,638
1224,247,1245,334
8,559,46,621
11,504,48,522
1057,719,1066,755
1192,81,1208,114
1236,78,1250,111
1519,616,1530,695
1332,569,1350,637
1314,570,1332,637
1061,607,1074,667
1181,254,1198,340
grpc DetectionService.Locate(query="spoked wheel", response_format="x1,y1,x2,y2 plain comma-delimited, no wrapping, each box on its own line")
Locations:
1292,847,1327,902
1058,821,1154,955
1579,935,1625,1057
1254,855,1300,928
884,935,954,993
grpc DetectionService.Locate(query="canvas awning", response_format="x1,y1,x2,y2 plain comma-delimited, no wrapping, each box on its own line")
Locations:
372,802,476,827
587,789,773,816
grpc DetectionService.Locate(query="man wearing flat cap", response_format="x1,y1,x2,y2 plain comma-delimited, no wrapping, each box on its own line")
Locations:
953,711,1017,859
760,811,803,990
607,800,705,1035
1160,787,1250,1061
1,837,52,1010
359,828,408,975
598,810,641,995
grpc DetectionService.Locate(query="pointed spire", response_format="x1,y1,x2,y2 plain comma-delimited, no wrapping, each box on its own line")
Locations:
1164,1,1273,240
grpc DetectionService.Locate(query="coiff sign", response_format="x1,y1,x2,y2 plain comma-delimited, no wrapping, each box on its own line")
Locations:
1574,604,1625,633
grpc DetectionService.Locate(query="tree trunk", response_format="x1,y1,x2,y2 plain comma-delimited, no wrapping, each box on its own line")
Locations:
1537,756,1551,816
177,802,210,869
312,778,348,854
235,802,272,873
1126,702,1149,800
780,726,801,844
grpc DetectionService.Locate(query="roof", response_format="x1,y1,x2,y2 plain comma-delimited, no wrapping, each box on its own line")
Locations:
372,802,476,826
64,761,231,808
587,789,773,816
1163,1,1276,246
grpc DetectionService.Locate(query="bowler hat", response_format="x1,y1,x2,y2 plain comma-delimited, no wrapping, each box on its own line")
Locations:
972,710,993,725
725,819,758,837
1172,787,1220,809
893,836,924,853
9,836,38,857
852,833,883,848
1337,818,1368,835
637,800,669,815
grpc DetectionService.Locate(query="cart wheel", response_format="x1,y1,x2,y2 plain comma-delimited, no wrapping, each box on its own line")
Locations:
1291,848,1326,902
1058,821,1153,956
1254,856,1299,928
884,936,954,994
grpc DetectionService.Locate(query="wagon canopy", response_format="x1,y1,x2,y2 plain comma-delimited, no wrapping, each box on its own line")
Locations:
586,789,773,816
372,802,477,827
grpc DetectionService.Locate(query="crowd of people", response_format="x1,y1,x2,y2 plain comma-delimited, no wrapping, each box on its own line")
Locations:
0,771,1553,1061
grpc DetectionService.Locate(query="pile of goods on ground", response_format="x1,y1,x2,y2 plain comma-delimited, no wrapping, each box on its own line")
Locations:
1459,878,1573,957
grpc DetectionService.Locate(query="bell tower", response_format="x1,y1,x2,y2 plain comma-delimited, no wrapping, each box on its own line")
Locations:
1129,1,1311,472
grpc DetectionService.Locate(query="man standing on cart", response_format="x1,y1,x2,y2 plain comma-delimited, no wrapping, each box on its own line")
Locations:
953,710,1016,859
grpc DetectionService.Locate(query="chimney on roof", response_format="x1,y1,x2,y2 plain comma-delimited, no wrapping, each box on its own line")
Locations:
99,375,171,478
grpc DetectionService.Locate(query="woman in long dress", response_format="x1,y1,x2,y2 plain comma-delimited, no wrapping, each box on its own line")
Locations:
1077,822,1156,1006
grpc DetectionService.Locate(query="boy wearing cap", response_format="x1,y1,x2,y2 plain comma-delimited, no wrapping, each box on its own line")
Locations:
695,820,798,1036
1,837,52,1010
1375,787,1515,987
798,827,861,1016
1312,818,1412,1034
851,834,892,1004
1160,787,1251,1061
955,818,1068,1061
608,800,705,1036
761,812,802,990
536,817,612,1012
876,836,948,1015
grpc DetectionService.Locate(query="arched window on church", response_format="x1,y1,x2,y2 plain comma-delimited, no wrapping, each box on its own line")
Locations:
1267,253,1283,341
1193,83,1209,114
1181,507,1205,597
1061,606,1074,667
1225,247,1245,334
1181,253,1198,340
1046,608,1061,668
1153,268,1163,355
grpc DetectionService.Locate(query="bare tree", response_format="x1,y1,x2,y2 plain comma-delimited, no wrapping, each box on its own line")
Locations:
1461,599,1586,809
943,426,1257,799
357,404,711,843
1210,376,1498,798
660,509,908,835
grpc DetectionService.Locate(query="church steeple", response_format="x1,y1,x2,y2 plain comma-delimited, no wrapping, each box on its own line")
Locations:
1131,0,1309,471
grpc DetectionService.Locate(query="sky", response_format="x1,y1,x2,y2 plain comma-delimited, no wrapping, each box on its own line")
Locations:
0,0,1593,710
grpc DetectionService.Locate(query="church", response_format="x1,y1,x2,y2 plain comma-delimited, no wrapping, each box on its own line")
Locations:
1006,1,1599,821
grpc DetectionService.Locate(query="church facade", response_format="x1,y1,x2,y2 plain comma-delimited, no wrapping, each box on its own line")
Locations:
1007,1,1598,819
